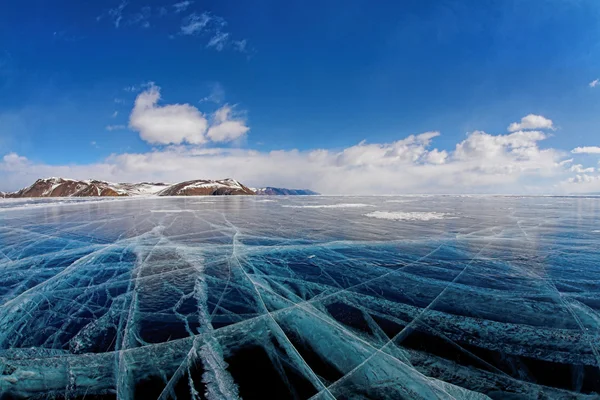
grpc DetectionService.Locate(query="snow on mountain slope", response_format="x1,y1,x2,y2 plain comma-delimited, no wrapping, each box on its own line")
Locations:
2,178,319,198
157,179,255,196
4,178,170,198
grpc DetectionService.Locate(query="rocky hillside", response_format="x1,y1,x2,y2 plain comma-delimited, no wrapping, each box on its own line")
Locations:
254,187,320,195
3,178,170,198
2,178,320,198
157,179,255,196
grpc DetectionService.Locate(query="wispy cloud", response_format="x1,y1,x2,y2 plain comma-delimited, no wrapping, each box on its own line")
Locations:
106,124,126,131
128,6,151,28
590,79,599,88
108,1,128,28
111,111,119,118
97,3,249,54
179,12,249,53
199,82,225,104
180,12,213,35
52,31,84,42
173,1,194,13
233,39,248,53
207,31,229,51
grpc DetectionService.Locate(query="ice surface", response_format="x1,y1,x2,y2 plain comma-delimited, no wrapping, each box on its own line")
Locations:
365,211,452,221
281,203,373,209
0,195,599,399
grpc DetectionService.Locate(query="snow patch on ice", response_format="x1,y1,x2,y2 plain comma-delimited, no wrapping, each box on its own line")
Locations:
150,210,193,213
365,211,452,221
282,203,373,209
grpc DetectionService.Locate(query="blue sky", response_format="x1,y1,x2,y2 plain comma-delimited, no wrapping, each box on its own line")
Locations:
1,0,600,194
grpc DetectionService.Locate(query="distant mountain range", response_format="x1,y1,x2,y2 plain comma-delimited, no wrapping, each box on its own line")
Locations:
253,187,320,196
0,178,319,198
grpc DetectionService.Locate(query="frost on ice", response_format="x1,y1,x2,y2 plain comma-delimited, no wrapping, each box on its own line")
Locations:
0,195,599,399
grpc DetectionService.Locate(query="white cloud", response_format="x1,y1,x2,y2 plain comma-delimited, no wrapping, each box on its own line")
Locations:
2,153,28,171
233,39,248,53
425,149,448,164
570,164,595,173
128,83,249,145
568,174,599,184
181,12,212,35
111,111,119,118
572,146,600,154
106,124,126,131
129,83,208,145
207,32,230,51
507,114,554,132
590,79,599,88
108,1,128,28
206,105,249,142
1,124,572,194
173,1,193,13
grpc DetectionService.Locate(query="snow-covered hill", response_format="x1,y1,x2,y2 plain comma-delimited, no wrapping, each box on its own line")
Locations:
253,187,320,195
157,179,255,196
4,178,170,198
3,178,321,198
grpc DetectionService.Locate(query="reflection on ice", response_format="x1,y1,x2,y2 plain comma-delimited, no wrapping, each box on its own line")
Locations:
0,195,599,399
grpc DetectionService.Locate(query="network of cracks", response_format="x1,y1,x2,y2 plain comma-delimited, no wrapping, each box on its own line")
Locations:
0,197,599,399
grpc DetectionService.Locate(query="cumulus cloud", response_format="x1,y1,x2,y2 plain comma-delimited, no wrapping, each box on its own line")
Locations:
0,125,573,194
507,114,554,132
128,83,248,146
590,79,599,88
572,146,600,154
129,83,208,145
570,164,595,173
568,174,599,184
206,105,249,142
2,153,28,171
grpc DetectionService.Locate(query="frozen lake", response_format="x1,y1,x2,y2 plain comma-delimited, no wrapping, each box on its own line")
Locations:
0,195,599,399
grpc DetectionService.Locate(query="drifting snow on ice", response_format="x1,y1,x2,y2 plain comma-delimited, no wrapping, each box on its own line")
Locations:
0,195,599,399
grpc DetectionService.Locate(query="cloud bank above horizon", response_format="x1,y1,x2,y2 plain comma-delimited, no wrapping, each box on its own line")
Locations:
1,85,598,195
